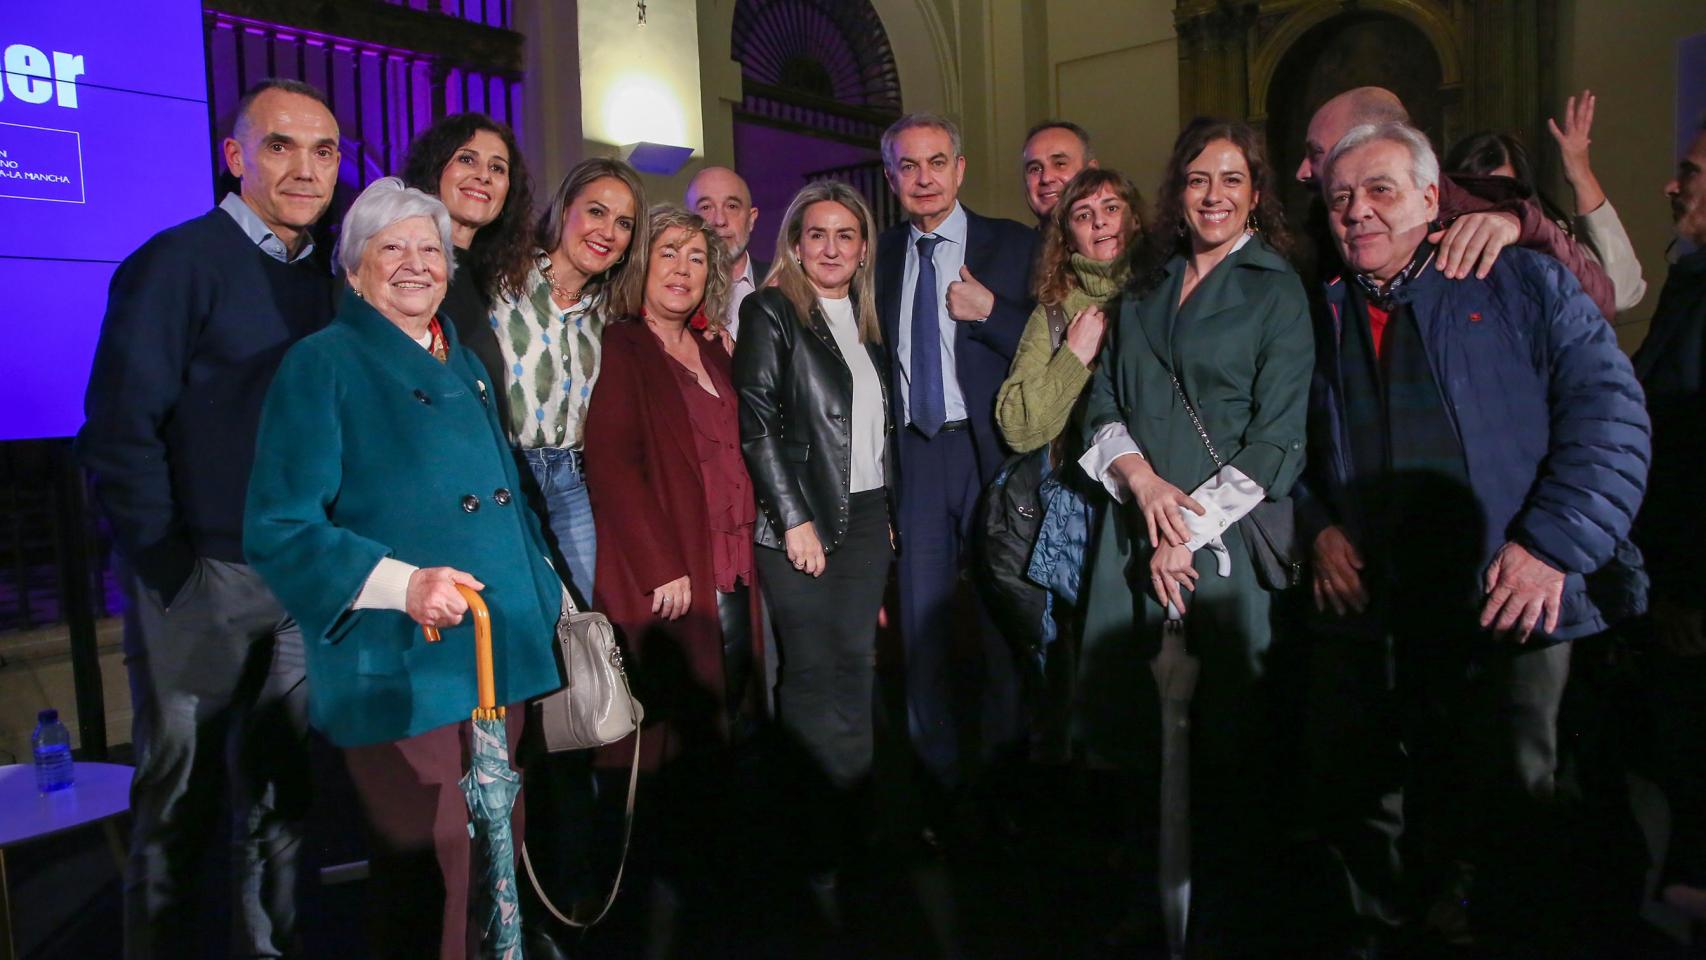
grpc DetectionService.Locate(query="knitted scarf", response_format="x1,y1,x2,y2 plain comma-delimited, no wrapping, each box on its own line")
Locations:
1060,252,1127,319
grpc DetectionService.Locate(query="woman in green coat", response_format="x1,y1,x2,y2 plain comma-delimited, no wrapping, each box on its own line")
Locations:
245,178,563,959
1075,120,1313,949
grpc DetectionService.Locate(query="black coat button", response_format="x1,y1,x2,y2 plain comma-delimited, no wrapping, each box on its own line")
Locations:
414,389,431,405
493,488,512,506
461,494,480,513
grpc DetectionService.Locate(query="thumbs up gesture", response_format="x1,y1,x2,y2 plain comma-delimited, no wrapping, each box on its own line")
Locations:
946,265,996,322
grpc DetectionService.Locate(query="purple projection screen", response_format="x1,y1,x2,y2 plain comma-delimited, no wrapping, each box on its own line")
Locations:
0,1,212,440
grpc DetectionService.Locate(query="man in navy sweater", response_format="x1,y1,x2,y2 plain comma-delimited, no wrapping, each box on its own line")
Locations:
77,78,339,958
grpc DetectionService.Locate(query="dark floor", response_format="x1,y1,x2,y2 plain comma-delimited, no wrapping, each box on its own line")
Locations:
9,671,1704,960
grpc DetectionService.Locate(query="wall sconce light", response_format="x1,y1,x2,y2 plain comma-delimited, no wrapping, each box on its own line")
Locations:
621,142,694,175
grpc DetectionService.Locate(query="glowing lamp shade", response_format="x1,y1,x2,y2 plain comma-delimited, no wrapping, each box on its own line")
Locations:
579,0,703,159
601,75,688,147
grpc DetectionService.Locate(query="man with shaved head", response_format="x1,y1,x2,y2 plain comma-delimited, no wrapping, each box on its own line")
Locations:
1299,86,1616,318
687,165,767,339
79,77,339,957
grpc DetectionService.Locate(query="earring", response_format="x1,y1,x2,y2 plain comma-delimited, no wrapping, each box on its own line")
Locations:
859,259,866,268
1247,210,1260,232
796,257,804,268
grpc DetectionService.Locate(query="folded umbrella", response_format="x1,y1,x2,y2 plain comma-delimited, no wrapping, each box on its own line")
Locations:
425,585,524,960
1151,613,1199,960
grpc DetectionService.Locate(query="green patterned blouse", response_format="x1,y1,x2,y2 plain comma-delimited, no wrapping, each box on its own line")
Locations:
490,255,608,450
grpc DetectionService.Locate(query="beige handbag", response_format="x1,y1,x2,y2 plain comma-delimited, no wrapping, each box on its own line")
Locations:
524,587,643,928
536,588,643,751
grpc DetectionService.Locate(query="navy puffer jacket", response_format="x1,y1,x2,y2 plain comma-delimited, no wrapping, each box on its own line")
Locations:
1297,246,1651,644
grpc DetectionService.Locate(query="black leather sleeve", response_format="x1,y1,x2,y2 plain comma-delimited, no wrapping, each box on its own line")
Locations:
734,290,814,535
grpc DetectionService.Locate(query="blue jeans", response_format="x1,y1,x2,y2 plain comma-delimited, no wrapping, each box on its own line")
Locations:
522,447,597,607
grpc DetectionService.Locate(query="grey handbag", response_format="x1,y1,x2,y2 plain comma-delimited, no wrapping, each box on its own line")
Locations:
524,588,643,929
537,588,644,752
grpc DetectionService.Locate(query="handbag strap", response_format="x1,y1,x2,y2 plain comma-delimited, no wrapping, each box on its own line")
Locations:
521,709,641,929
1044,302,1071,351
1167,370,1223,470
522,580,639,929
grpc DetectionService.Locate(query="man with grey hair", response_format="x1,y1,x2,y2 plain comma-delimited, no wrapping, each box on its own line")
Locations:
1297,86,1617,319
78,77,339,958
875,112,1038,835
1297,121,1650,954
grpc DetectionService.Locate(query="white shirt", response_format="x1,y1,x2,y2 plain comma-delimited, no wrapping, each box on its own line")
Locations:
726,256,758,340
820,296,886,492
894,201,970,425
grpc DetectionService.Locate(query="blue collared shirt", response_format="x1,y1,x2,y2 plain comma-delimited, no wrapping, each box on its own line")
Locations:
219,192,316,264
895,200,969,425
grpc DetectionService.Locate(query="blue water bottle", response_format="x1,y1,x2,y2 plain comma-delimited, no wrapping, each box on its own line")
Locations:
32,708,75,794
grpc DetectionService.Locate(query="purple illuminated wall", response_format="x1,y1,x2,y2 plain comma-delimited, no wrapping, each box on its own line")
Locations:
205,14,524,191
0,0,212,440
735,123,880,263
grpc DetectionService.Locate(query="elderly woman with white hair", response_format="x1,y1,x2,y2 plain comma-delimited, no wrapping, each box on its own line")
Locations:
244,177,564,960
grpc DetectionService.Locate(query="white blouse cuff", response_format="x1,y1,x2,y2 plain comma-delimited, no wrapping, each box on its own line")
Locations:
1079,422,1144,501
1182,463,1266,556
352,556,418,612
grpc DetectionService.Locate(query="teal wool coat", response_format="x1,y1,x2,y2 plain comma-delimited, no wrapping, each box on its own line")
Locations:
1075,237,1313,768
245,290,563,747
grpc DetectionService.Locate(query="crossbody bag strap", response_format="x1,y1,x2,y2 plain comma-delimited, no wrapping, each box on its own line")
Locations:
1166,370,1223,470
521,716,641,929
1044,303,1071,351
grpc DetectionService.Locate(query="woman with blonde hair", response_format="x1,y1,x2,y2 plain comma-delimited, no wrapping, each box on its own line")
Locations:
734,180,892,906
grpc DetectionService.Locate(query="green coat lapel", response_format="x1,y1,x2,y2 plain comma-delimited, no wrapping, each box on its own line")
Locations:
1137,257,1186,372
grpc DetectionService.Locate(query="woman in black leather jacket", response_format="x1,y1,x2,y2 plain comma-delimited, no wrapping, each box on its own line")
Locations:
732,180,893,902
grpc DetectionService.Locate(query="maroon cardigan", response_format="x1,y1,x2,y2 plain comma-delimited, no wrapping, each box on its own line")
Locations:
585,320,743,770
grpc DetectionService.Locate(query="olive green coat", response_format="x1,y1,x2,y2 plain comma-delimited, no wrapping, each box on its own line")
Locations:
1074,237,1313,768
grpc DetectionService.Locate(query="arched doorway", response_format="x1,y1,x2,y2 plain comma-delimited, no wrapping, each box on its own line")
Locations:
1264,11,1447,246
730,0,902,262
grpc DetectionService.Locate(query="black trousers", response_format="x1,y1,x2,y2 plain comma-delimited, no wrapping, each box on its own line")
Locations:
758,490,893,866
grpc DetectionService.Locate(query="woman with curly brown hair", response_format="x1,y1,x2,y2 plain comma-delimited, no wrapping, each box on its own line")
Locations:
1075,118,1313,951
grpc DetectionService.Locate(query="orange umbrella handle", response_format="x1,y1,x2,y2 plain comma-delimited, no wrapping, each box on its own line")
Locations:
421,584,501,720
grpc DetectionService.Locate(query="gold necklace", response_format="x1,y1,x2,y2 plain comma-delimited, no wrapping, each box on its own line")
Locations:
540,258,582,306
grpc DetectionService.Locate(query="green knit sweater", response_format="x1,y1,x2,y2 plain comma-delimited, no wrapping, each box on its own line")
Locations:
996,254,1127,453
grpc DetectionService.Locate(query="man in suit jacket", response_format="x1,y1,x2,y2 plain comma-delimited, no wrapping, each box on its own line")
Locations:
876,113,1039,814
1631,122,1706,920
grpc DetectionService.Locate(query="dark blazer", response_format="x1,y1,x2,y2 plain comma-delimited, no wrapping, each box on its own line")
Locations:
1631,248,1706,603
734,287,894,552
876,205,1039,482
441,251,510,430
583,320,744,769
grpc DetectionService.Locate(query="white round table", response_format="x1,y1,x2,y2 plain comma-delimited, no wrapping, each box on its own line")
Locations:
0,762,132,960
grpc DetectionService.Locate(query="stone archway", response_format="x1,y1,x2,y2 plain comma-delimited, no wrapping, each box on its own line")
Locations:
699,0,956,259
1175,0,1558,178
1263,11,1447,236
